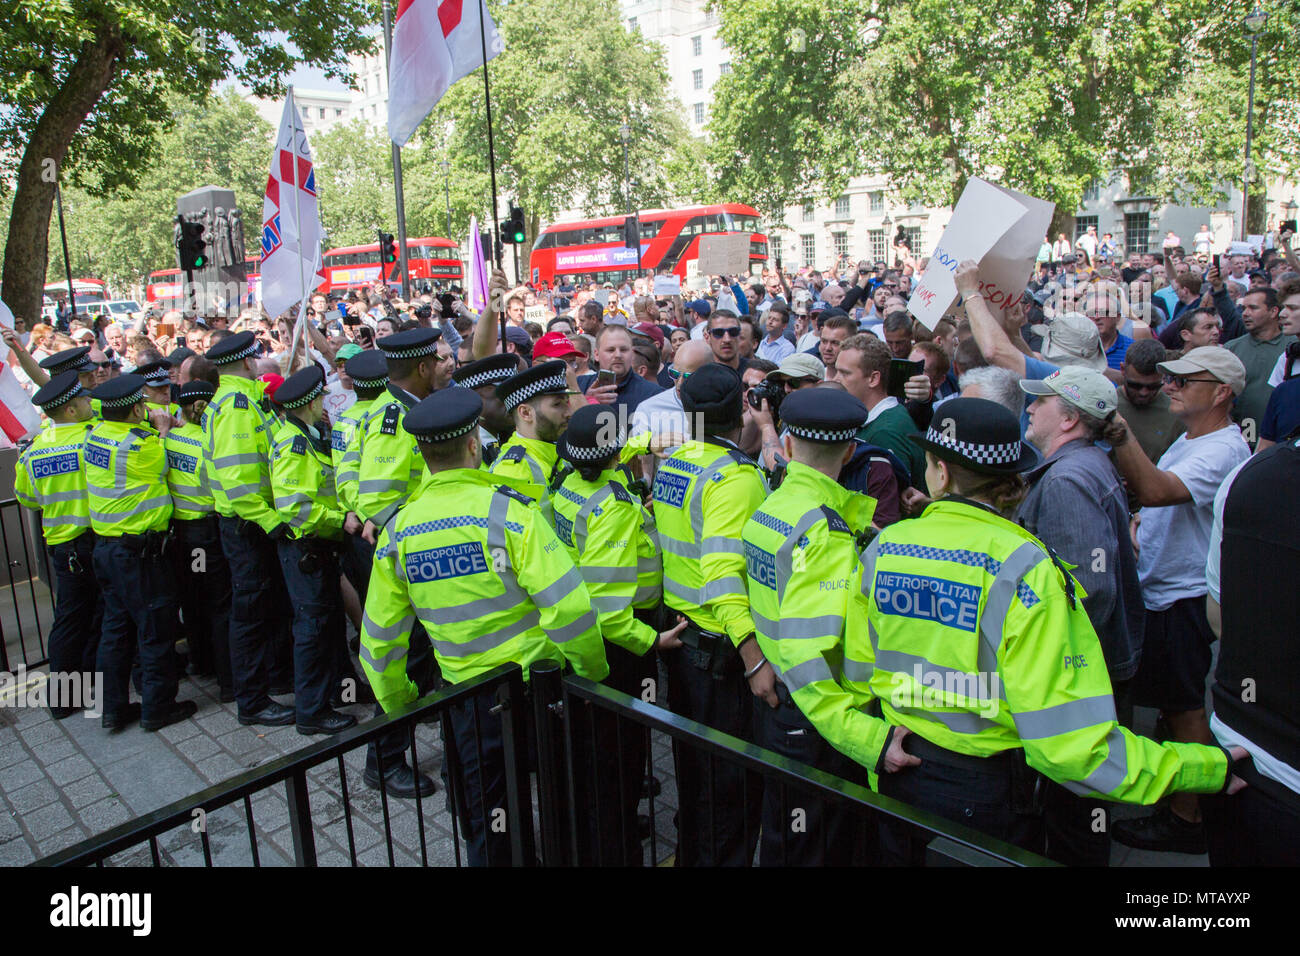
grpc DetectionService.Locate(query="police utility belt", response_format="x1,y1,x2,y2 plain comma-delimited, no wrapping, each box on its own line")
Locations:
903,733,1045,817
114,529,173,560
678,619,742,679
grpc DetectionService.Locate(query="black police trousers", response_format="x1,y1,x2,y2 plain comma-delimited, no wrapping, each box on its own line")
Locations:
1203,765,1300,867
218,516,292,715
440,682,532,867
277,537,347,722
753,683,874,866
570,640,657,866
172,517,232,696
47,532,101,681
365,623,435,777
876,735,1043,865
93,535,180,724
663,644,762,866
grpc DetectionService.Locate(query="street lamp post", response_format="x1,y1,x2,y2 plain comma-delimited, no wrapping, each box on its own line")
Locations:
440,159,452,239
619,121,642,278
1242,7,1269,241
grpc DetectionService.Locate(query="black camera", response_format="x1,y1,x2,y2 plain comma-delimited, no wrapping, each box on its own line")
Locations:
747,380,784,418
413,304,433,320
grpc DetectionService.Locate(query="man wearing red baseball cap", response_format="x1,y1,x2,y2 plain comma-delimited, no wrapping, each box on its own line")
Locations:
534,331,583,373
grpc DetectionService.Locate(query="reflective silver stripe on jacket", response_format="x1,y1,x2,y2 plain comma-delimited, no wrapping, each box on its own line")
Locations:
1061,728,1129,797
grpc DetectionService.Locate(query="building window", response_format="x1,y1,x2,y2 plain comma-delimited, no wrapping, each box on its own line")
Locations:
1125,212,1151,254
319,107,326,119
869,191,884,215
801,203,815,223
692,35,703,56
1074,215,1099,242
628,16,637,30
832,232,849,259
1082,180,1101,203
693,103,705,125
692,69,703,90
800,233,816,266
335,108,343,117
720,61,731,75
869,229,888,263
900,226,923,254
834,195,851,219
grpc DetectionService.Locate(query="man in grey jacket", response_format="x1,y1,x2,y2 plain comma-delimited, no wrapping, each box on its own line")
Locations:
1017,365,1143,866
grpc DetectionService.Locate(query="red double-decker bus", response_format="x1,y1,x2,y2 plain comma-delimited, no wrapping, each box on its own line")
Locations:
320,236,462,293
528,203,767,287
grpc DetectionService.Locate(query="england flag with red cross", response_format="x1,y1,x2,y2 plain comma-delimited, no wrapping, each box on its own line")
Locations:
261,91,327,320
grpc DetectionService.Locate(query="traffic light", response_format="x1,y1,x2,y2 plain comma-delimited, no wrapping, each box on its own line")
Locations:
500,203,525,245
177,217,207,270
377,230,398,264
480,230,492,262
623,214,640,249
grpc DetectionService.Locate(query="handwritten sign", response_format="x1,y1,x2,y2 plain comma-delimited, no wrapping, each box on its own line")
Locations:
524,305,548,325
653,274,682,297
907,178,1035,332
697,233,751,276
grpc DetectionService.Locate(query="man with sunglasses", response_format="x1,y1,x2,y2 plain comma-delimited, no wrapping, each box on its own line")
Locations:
1109,345,1251,854
704,309,748,373
1116,339,1185,463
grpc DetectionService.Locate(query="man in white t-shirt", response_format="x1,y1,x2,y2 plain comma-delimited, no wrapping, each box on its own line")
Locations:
1109,345,1250,854
1192,224,1214,256
1076,225,1099,261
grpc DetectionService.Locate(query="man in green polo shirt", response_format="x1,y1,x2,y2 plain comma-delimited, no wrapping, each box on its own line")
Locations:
834,333,928,493
1224,287,1295,444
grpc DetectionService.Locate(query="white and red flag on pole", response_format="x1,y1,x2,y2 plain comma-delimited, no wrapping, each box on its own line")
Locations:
0,299,44,443
260,89,326,327
387,0,504,147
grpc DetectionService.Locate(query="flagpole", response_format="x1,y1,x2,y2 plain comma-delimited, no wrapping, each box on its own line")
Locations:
381,0,412,300
287,85,310,370
476,0,505,352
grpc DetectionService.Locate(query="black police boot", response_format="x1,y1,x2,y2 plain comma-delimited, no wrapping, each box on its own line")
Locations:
363,763,437,799
218,686,236,704
1111,807,1207,854
142,699,199,732
102,702,142,733
238,700,296,727
296,709,359,736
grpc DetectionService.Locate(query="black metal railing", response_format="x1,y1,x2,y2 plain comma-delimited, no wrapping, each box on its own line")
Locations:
538,669,1052,867
36,660,1051,867
33,664,534,868
0,496,53,672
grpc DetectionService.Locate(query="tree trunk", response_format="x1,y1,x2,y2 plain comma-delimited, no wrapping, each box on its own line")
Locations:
0,29,122,323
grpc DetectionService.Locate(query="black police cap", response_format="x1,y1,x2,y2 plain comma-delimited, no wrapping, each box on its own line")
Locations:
453,353,519,390
134,357,172,386
176,380,216,406
495,360,575,413
92,373,146,409
780,388,868,443
908,396,1039,475
31,371,85,410
557,404,625,464
376,328,441,360
274,365,326,409
39,346,94,375
206,330,258,365
344,349,389,389
681,362,743,431
404,387,483,444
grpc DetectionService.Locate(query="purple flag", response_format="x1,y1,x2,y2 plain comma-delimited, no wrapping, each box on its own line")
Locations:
468,215,489,313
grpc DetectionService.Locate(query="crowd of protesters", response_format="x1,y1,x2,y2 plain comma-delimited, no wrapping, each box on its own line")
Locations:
7,217,1299,867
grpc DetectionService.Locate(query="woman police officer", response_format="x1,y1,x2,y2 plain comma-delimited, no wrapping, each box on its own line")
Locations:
836,397,1244,862
551,404,687,864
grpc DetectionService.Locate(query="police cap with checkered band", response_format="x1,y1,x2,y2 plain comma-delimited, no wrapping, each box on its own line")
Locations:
39,346,94,375
453,353,519,391
494,359,579,413
32,371,85,410
344,349,389,390
779,388,868,444
404,387,483,444
376,327,441,361
274,365,326,410
908,396,1038,475
556,404,624,464
205,330,259,365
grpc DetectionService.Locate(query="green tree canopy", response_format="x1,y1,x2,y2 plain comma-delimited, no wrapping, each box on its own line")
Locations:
1,0,376,321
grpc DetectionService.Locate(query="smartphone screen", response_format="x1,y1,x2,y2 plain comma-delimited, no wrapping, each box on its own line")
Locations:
887,358,925,400
596,368,617,387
